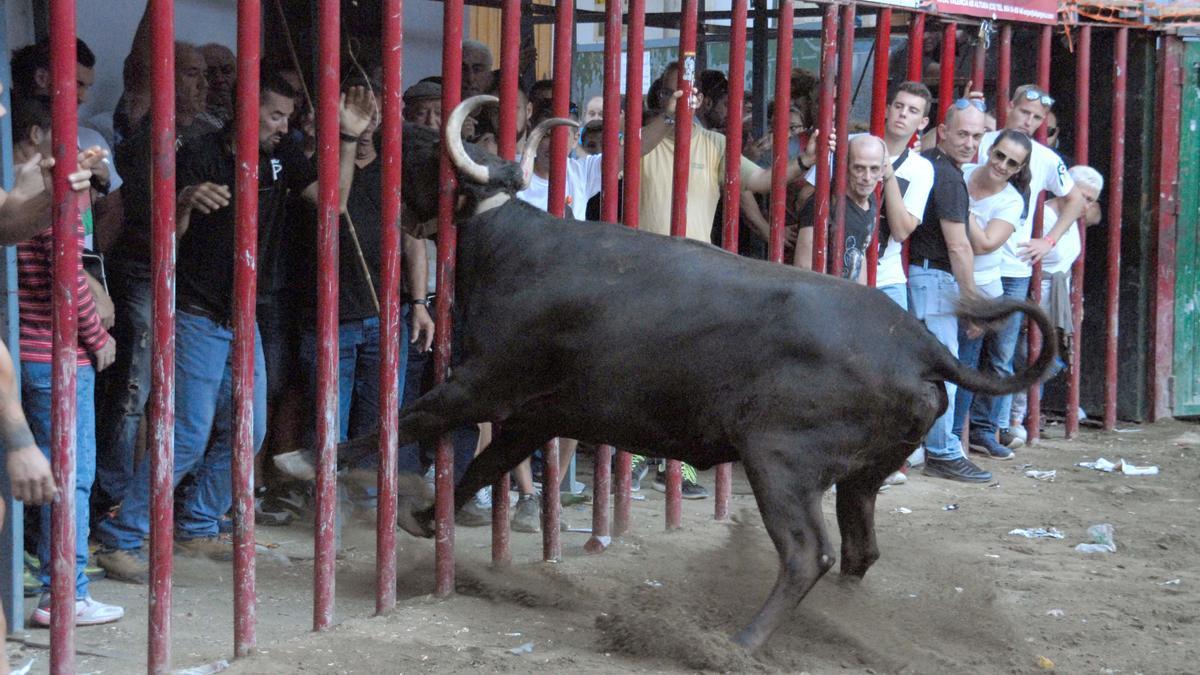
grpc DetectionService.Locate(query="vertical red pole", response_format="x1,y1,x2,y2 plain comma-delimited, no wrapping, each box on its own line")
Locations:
714,0,748,522
147,0,176,671
906,13,925,83
584,0,624,553
971,28,986,92
313,0,341,629
542,0,574,560
1026,24,1051,444
1103,27,1128,432
491,0,521,567
996,24,1011,130
829,2,856,278
1148,36,1182,422
865,8,891,289
804,3,837,273
937,22,956,123
665,0,700,531
1065,25,1090,439
614,0,646,539
232,0,261,654
376,0,404,610
767,0,793,264
766,0,793,264
435,0,465,597
48,3,78,671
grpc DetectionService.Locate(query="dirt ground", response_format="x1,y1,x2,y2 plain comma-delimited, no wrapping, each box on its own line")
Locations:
6,417,1198,674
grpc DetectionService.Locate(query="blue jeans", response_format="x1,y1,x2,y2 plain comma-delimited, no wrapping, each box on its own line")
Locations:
970,276,1030,435
952,278,1002,440
878,283,908,311
299,313,408,453
22,361,96,598
96,310,267,550
95,266,152,509
908,264,963,461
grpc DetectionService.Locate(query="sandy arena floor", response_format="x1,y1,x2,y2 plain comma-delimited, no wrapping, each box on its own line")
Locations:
6,417,1198,674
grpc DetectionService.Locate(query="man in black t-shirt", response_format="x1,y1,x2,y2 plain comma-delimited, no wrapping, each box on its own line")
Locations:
794,135,885,282
95,76,375,582
907,100,991,484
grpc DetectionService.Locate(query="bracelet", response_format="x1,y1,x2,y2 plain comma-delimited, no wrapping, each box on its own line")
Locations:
406,297,429,306
796,155,812,171
1045,235,1057,248
339,132,361,144
661,114,675,126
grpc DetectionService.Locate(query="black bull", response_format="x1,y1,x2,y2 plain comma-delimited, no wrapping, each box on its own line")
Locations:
323,119,1055,650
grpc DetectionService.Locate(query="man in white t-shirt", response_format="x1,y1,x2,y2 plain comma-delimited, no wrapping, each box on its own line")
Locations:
873,82,935,309
970,85,1087,450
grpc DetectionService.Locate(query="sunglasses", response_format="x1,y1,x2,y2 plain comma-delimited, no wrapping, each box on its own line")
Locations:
952,98,986,112
990,146,1024,170
1021,88,1055,107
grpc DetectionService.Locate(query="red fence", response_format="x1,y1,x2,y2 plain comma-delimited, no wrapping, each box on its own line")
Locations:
29,1,1177,671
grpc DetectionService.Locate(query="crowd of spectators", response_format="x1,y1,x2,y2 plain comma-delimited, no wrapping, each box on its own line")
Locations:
0,11,1102,630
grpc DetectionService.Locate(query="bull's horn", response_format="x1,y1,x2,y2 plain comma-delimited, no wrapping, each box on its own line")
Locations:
445,94,496,184
520,116,580,189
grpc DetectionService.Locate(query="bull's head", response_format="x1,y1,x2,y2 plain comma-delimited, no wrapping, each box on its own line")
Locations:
401,96,577,221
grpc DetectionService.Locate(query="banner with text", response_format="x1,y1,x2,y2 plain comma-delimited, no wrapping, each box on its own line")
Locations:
935,0,1058,24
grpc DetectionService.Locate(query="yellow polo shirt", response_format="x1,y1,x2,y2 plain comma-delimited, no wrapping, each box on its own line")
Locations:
637,125,760,242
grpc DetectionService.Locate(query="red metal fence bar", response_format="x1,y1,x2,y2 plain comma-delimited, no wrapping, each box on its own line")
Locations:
491,0,520,566
829,1,856,277
714,0,748,522
1066,24,1090,439
866,7,892,288
584,0,623,554
767,0,793,264
435,0,465,597
314,0,341,629
542,0,575,560
147,0,176,670
907,12,925,83
377,0,404,608
1147,35,1182,422
48,3,79,671
1103,27,1128,431
996,24,1011,129
805,3,837,272
937,21,956,122
232,0,262,652
614,0,646,539
1026,24,1051,444
971,25,986,91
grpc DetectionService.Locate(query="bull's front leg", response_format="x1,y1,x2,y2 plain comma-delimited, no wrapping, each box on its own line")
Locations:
834,472,886,578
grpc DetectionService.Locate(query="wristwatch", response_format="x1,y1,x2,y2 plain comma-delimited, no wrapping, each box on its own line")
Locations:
406,297,429,307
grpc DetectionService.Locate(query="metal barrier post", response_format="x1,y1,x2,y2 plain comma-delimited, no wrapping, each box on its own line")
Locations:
907,12,925,83
829,2,856,277
232,0,261,652
805,3,837,272
48,3,79,671
614,0,646,538
767,0,793,264
1065,25,1090,439
147,0,176,670
866,7,892,288
1026,24,1051,444
1103,27,1128,431
714,0,748,522
314,0,341,629
434,0,465,598
996,24,1011,129
377,0,404,609
937,21,956,123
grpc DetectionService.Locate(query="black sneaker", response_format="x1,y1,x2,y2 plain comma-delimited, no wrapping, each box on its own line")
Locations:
922,456,993,483
968,432,1014,460
652,464,710,500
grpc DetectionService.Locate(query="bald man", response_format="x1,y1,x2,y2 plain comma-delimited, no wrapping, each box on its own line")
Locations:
793,134,886,283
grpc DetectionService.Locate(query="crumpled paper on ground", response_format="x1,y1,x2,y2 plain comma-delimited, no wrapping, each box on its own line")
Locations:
1076,457,1159,475
1009,527,1065,539
1074,523,1116,553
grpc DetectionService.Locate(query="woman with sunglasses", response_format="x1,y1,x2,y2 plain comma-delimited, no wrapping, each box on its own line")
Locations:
952,129,1032,461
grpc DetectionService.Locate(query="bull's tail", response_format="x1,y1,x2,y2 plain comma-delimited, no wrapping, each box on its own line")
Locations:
930,294,1057,396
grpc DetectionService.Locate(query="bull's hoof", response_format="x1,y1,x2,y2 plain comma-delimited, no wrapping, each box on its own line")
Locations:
397,500,435,538
839,561,870,579
273,450,317,481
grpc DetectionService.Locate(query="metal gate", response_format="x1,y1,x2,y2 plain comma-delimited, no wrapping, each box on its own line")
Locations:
1173,40,1200,417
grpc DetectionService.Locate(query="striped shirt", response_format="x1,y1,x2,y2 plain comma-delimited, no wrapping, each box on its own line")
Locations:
18,214,110,366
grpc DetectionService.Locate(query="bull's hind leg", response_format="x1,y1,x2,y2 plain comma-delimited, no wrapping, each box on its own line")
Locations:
734,441,836,651
834,458,899,578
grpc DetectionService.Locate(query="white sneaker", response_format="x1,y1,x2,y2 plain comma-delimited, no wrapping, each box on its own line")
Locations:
474,485,492,509
422,465,436,493
31,595,124,627
884,471,908,486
